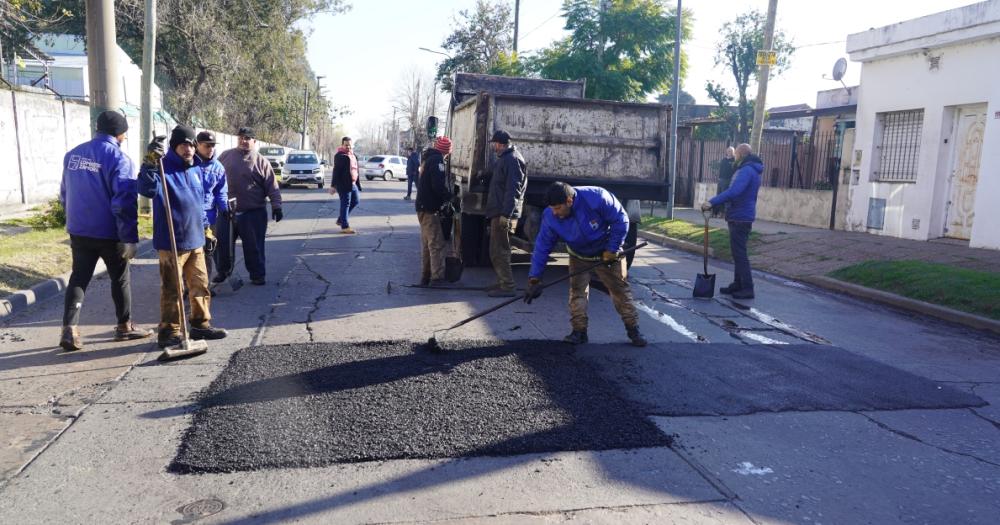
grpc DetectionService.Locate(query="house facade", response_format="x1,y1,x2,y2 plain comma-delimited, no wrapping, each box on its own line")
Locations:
845,1,1000,249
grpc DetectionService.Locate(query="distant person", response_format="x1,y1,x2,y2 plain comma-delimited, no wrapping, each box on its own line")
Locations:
484,130,527,297
217,127,283,285
331,136,362,234
404,146,419,200
524,182,646,347
415,136,453,286
138,125,227,348
57,110,153,351
194,131,228,283
701,143,763,299
712,146,736,218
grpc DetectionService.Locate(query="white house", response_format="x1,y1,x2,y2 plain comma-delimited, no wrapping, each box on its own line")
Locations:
845,1,1000,249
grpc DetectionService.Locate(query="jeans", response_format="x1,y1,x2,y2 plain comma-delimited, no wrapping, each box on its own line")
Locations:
339,183,360,228
63,235,132,327
216,207,268,281
727,221,754,290
406,176,416,198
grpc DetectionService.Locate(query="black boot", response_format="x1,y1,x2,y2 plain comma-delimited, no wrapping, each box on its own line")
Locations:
731,288,755,299
720,283,740,295
563,330,588,345
626,325,647,347
190,325,228,340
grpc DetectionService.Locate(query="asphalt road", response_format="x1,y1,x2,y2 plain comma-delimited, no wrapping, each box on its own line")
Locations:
1,178,999,524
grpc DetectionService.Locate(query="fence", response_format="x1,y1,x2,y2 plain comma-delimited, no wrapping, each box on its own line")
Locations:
673,129,844,207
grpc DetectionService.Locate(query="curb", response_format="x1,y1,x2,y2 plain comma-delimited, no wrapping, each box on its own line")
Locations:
639,230,714,258
0,240,155,321
801,275,1000,336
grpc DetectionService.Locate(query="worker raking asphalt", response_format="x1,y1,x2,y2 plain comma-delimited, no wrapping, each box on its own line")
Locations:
170,339,672,474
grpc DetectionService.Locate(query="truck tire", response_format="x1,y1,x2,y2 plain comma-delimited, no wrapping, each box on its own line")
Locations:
461,213,490,267
624,221,638,269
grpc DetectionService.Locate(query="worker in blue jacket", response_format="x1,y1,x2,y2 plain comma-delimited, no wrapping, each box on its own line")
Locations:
138,125,227,348
57,110,154,351
194,130,228,282
701,143,763,299
524,182,646,347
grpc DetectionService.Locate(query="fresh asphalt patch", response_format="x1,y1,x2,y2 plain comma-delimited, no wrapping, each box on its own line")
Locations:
575,343,987,416
169,340,672,474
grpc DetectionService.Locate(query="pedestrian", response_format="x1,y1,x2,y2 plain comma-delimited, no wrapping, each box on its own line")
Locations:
415,136,453,286
404,146,420,200
57,110,153,351
701,143,763,299
194,131,228,284
331,136,362,234
217,126,283,285
523,182,646,347
138,125,227,348
484,130,527,297
712,146,736,218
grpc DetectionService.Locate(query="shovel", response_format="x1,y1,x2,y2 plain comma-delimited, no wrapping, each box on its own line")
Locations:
692,210,716,298
156,159,209,361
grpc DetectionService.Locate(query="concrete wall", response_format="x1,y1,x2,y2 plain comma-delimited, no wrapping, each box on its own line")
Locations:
696,182,834,230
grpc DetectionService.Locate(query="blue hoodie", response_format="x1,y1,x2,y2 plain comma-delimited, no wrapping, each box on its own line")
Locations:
60,134,139,243
196,152,228,225
529,186,629,278
138,150,208,251
709,154,763,222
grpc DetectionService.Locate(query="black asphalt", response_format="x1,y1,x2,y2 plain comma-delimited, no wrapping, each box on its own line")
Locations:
576,343,987,416
170,340,672,474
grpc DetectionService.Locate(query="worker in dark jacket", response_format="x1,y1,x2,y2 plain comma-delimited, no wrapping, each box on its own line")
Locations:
139,125,227,348
194,131,228,282
702,143,763,299
524,183,646,347
712,146,736,217
330,136,362,234
217,126,282,285
57,110,153,351
404,147,419,200
415,137,453,286
483,130,527,297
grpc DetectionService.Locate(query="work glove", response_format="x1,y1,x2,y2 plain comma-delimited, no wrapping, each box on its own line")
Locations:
700,202,713,212
523,277,542,304
272,208,283,222
143,135,166,166
117,242,137,261
602,250,620,264
204,228,218,254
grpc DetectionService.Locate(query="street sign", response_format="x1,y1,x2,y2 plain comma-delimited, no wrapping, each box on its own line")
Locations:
756,50,777,67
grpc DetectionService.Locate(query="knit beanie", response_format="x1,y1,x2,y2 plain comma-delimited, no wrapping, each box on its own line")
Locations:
169,125,197,150
96,110,128,136
434,136,452,155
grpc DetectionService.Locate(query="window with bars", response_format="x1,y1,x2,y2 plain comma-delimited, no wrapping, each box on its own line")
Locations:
871,109,924,182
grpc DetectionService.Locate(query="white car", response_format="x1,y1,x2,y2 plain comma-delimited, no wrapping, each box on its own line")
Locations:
281,150,325,189
363,155,407,181
259,146,288,178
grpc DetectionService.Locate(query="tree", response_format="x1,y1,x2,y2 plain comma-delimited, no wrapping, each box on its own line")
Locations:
434,0,513,92
707,8,794,143
535,0,691,102
657,87,695,106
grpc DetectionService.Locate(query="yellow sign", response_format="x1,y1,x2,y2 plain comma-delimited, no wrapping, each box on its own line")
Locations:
756,50,777,67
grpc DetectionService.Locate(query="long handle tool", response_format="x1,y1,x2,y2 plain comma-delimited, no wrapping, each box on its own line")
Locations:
424,242,648,352
692,210,716,298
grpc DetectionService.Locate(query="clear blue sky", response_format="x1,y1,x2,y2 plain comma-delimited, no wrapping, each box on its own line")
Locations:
306,0,980,140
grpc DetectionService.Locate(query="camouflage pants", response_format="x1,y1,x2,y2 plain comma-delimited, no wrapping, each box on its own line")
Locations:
568,255,638,332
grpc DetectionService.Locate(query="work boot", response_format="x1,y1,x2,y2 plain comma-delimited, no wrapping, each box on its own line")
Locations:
340,227,356,234
211,273,228,284
731,288,755,300
719,283,740,295
158,331,181,349
336,218,342,226
487,287,516,298
563,330,588,345
190,326,228,340
114,322,154,341
626,325,648,347
251,278,266,286
59,326,83,352
428,278,449,288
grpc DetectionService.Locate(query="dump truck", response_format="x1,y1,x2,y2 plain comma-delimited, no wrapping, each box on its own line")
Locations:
446,73,672,268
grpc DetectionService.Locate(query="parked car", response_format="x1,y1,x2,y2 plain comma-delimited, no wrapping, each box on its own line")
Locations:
363,155,407,181
259,146,288,185
281,150,325,189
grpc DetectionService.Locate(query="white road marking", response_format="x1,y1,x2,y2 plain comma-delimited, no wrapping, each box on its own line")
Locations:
737,331,789,345
635,301,704,342
733,461,774,476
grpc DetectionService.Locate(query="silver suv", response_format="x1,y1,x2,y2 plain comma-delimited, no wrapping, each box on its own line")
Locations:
259,146,288,179
281,150,325,189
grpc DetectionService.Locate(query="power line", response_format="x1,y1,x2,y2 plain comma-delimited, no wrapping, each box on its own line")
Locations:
518,9,563,41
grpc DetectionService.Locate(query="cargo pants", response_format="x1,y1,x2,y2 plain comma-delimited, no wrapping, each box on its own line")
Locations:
567,255,639,333
418,211,447,281
157,248,212,335
489,216,515,291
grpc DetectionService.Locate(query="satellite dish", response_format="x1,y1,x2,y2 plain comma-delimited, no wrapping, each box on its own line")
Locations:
832,58,848,81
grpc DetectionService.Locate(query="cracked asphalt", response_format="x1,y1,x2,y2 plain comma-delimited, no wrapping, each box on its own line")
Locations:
2,181,1000,524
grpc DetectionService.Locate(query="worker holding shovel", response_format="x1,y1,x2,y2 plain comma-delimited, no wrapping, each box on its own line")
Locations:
524,182,647,347
139,126,228,350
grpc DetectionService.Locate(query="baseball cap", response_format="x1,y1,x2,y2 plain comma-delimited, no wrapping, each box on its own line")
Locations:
196,130,217,144
490,130,511,144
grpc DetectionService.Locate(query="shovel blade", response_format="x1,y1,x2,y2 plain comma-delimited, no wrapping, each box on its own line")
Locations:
693,273,716,298
158,339,209,361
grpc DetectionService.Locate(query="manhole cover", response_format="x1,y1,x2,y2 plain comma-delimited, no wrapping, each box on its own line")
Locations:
177,498,225,520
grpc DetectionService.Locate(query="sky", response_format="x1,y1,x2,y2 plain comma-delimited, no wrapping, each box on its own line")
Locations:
305,0,981,139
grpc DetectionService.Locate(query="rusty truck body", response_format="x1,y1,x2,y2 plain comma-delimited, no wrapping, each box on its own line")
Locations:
446,73,672,266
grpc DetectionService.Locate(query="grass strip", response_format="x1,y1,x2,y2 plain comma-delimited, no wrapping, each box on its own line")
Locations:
829,260,1000,320
639,215,759,261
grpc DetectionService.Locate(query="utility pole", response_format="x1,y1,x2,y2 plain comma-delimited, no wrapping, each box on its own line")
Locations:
140,0,156,144
666,0,681,219
513,0,520,53
749,0,778,152
85,0,123,126
392,107,398,155
301,86,309,150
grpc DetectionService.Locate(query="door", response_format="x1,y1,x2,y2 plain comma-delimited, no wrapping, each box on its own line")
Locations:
944,104,986,239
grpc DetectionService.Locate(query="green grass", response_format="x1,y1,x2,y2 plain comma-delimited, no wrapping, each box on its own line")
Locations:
829,260,1000,320
639,215,758,261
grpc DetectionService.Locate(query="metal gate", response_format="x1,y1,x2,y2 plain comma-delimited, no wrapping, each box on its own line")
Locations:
944,104,986,240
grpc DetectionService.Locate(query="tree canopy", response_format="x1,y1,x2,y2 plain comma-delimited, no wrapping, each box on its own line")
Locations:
434,0,513,93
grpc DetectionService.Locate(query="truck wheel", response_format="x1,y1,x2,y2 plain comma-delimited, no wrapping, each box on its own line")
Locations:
624,222,638,269
460,213,490,267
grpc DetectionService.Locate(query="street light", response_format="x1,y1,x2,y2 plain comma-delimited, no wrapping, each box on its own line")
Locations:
417,47,451,121
418,47,452,59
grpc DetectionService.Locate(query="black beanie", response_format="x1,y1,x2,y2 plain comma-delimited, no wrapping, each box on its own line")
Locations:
96,110,128,136
169,125,197,150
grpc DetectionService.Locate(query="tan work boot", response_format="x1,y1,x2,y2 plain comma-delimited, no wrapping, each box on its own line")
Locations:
114,322,154,341
59,326,83,352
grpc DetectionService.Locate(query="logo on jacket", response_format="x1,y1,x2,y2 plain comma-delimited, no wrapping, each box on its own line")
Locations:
589,219,600,230
438,162,446,172
68,155,101,173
